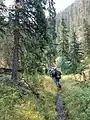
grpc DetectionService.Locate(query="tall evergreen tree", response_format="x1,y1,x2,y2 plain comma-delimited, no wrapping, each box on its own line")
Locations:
22,0,48,74
59,18,69,57
47,0,57,65
8,0,48,80
69,31,82,73
58,18,69,74
82,19,90,58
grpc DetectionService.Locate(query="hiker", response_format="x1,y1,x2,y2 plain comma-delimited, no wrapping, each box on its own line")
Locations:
50,67,55,80
50,67,62,88
54,68,62,88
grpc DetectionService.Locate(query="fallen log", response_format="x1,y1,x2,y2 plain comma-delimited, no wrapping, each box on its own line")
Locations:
0,68,23,74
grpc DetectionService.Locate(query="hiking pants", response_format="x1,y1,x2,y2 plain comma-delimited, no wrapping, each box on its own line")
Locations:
55,78,60,86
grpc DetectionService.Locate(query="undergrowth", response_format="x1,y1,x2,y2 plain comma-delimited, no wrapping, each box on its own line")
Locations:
62,77,90,120
0,74,57,120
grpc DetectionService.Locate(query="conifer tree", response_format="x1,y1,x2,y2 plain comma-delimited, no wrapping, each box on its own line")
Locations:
58,18,69,74
47,0,57,65
59,18,69,57
69,31,82,73
8,0,48,80
82,19,90,58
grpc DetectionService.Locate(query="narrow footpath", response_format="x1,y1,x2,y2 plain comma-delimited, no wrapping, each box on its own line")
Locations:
57,91,68,120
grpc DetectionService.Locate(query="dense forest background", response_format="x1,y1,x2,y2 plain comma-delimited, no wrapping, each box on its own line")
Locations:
0,0,57,80
1,0,90,76
56,0,90,74
0,0,90,120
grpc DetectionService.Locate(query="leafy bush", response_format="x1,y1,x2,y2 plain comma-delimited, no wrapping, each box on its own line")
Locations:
60,56,86,75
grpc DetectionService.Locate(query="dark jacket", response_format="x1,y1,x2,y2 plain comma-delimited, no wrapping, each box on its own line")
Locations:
55,69,61,79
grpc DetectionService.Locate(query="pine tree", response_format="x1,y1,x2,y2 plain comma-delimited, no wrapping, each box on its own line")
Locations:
69,31,82,73
70,31,80,62
8,0,48,80
59,18,69,57
22,0,48,74
47,0,57,65
58,18,69,74
83,19,90,58
82,19,90,78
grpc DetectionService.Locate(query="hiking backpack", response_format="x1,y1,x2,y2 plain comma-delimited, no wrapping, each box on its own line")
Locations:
51,69,55,77
55,70,61,79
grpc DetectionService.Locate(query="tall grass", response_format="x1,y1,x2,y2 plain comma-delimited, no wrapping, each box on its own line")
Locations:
62,76,90,120
0,74,57,120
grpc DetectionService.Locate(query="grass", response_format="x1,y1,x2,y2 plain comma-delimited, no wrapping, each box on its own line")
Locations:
62,74,90,120
1,71,90,120
0,74,57,120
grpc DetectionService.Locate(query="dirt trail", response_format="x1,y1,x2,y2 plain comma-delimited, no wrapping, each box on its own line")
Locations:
57,91,68,120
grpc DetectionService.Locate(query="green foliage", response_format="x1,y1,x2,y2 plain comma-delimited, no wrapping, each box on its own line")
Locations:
0,0,57,77
6,0,50,80
82,19,90,58
69,31,81,62
60,56,86,74
60,56,72,74
0,75,57,120
69,31,83,74
59,18,69,56
62,79,90,120
46,0,57,65
58,19,71,74
76,64,87,73
0,84,21,120
58,27,84,75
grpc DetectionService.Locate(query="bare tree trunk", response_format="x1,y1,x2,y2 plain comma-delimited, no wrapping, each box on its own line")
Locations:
11,29,19,81
11,9,19,81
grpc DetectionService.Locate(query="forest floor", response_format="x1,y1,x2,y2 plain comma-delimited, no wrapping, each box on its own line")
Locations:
0,73,90,120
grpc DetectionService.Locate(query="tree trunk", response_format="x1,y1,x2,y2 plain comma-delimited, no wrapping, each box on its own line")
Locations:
11,9,19,81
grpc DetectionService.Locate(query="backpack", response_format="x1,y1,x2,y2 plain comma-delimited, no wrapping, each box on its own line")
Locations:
55,70,61,79
51,69,55,77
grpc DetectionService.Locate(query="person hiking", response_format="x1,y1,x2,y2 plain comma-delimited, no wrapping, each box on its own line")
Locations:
54,68,62,89
50,67,56,80
50,67,62,89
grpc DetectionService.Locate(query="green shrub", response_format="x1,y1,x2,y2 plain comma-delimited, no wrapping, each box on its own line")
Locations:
0,75,57,120
62,79,90,120
76,64,87,73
